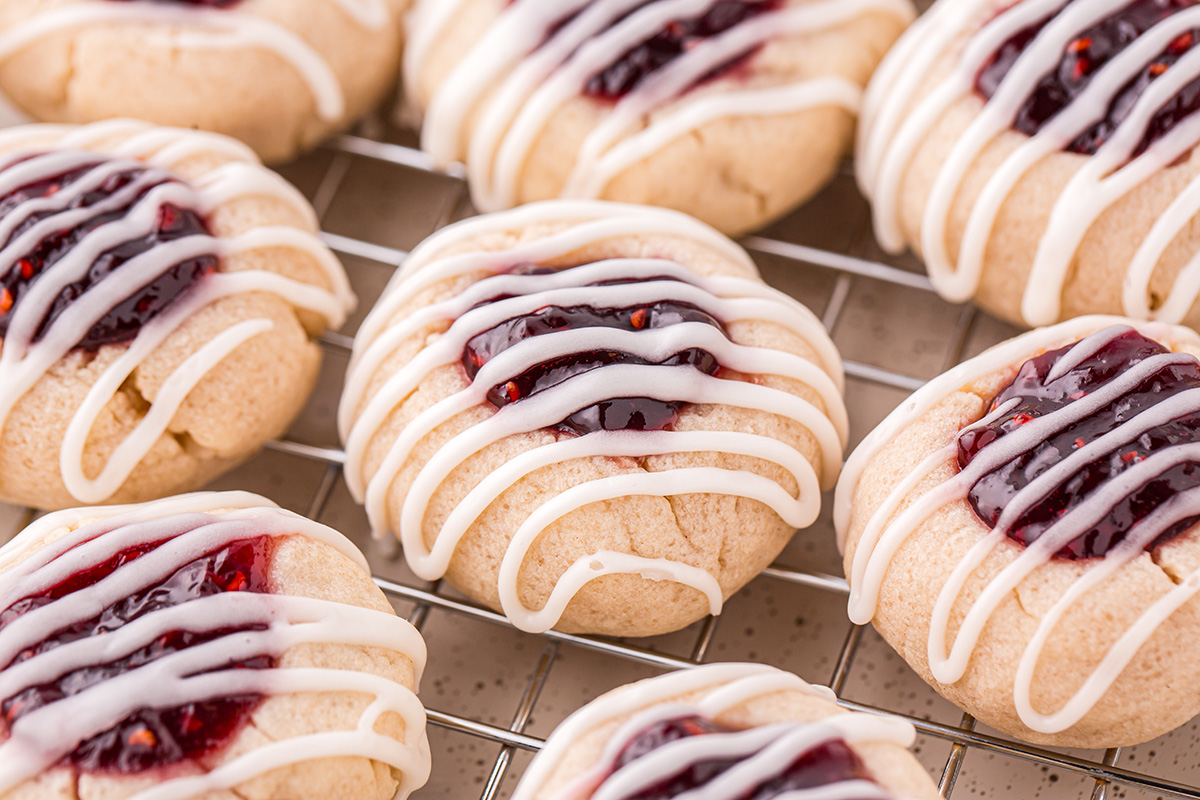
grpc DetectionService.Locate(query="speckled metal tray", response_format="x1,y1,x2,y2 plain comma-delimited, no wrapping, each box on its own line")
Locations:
6,4,1200,796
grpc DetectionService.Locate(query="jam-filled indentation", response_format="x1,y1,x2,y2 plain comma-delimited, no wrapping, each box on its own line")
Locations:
608,715,884,800
0,154,219,351
0,536,275,774
976,0,1200,157
958,329,1200,559
461,268,725,437
534,0,781,101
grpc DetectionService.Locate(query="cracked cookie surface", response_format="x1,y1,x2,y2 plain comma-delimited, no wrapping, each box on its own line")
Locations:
404,0,913,236
0,0,407,164
0,119,355,510
340,200,848,637
0,491,430,800
858,0,1200,328
836,315,1200,748
511,663,939,800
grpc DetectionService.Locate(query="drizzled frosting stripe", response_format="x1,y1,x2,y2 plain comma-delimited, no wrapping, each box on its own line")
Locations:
342,201,846,633
344,275,846,497
859,0,1200,325
0,1,392,122
587,718,898,800
407,0,914,211
511,663,916,800
834,315,1200,734
354,200,841,380
0,119,354,504
0,491,430,800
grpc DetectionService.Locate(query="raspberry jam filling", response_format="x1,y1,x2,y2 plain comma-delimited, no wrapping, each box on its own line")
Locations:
533,0,780,101
0,155,218,351
0,537,275,773
976,0,1200,157
461,270,724,437
609,715,883,800
957,330,1200,560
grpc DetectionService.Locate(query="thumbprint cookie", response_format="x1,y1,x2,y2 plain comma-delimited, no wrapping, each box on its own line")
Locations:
860,0,1200,328
511,662,939,800
404,0,914,236
0,0,407,163
0,490,430,800
0,119,355,510
838,315,1200,747
340,200,848,637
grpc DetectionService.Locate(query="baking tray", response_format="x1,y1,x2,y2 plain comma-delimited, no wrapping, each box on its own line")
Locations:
5,2,1200,796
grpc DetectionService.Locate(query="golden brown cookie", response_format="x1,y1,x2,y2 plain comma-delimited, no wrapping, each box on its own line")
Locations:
405,0,913,236
837,315,1200,747
0,119,355,510
859,0,1200,328
0,490,430,800
511,662,939,800
340,200,848,637
0,0,407,164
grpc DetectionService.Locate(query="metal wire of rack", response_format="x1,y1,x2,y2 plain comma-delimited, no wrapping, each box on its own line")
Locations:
3,87,1186,800
0,6,1188,800
195,124,1200,800
0,127,1174,798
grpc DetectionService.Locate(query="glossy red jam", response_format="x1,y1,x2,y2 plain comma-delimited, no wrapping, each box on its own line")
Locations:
0,155,218,351
0,537,275,773
976,0,1200,157
958,330,1200,559
529,0,779,100
609,715,885,800
462,270,724,436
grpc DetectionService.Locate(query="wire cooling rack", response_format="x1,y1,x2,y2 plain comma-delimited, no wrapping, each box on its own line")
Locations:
9,9,1200,795
167,107,1190,800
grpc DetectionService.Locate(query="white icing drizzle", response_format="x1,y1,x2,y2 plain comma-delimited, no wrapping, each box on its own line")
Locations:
0,119,355,504
341,201,846,633
858,0,1200,326
511,663,917,800
406,0,914,212
0,0,392,123
834,314,1200,735
0,490,430,799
